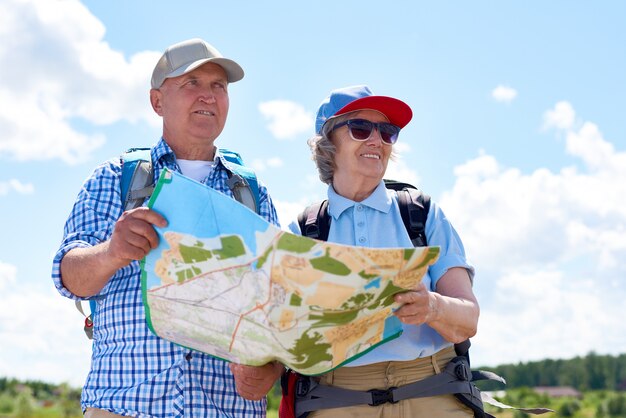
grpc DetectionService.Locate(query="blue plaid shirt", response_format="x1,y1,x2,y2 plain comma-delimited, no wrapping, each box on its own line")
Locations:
52,138,280,417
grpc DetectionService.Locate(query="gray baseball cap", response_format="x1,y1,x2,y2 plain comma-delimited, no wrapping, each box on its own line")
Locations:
150,38,244,89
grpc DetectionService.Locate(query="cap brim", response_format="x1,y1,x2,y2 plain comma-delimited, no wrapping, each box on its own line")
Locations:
335,96,413,128
167,57,244,83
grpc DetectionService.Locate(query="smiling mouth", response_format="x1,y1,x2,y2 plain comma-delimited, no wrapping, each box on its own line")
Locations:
194,110,215,116
361,153,381,160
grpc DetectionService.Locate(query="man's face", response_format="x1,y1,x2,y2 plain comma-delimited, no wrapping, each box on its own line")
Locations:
151,62,229,155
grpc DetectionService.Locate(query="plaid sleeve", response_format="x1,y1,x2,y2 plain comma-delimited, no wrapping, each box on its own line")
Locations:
256,181,280,228
51,159,124,299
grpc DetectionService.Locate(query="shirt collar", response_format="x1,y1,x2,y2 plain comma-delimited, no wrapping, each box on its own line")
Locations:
213,147,231,168
153,137,176,167
327,180,392,220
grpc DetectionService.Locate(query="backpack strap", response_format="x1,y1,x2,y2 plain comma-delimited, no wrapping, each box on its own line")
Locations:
75,299,100,340
297,200,329,241
120,147,154,211
76,147,153,340
75,300,97,340
294,356,506,417
296,180,430,246
220,148,260,214
396,187,430,247
293,355,550,417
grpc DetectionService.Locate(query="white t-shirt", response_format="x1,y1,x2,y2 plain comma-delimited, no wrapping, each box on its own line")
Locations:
176,159,215,183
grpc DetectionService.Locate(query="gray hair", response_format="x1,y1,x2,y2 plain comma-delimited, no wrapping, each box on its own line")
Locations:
308,112,398,184
307,115,346,184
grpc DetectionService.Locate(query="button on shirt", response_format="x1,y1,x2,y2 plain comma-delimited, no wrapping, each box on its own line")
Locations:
52,138,279,417
293,181,474,367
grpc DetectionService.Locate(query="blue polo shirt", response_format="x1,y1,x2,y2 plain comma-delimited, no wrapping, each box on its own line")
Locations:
290,181,474,366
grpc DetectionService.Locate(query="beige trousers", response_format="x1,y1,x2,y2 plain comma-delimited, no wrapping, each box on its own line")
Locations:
308,346,474,418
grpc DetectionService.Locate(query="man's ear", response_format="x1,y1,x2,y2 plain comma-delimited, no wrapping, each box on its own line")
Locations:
150,89,163,115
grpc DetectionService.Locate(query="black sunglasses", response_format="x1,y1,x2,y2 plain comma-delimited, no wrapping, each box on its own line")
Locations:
330,119,401,145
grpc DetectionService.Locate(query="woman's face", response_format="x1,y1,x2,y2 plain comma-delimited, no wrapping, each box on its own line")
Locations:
331,110,393,184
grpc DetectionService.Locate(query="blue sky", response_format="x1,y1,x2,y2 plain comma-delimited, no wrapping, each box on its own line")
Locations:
1,0,625,387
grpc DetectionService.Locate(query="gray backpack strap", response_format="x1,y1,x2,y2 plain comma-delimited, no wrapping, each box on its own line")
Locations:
226,172,257,213
480,392,553,415
75,300,94,340
295,357,476,415
296,356,551,416
121,148,154,211
220,148,260,214
296,380,377,414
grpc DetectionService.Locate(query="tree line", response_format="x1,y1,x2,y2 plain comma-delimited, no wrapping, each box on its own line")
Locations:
477,351,626,392
1,351,625,417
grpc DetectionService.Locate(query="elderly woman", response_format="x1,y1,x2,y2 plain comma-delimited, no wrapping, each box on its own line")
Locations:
291,85,480,418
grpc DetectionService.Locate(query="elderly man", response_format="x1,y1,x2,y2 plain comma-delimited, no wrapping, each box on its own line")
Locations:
53,38,282,418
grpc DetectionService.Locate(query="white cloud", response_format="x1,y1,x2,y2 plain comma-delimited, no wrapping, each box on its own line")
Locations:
0,0,161,164
439,102,626,366
0,261,17,290
543,100,576,131
258,100,313,139
274,198,312,231
267,157,283,168
386,155,421,187
491,85,518,103
474,269,622,366
273,170,327,229
0,280,91,386
250,159,266,172
0,179,34,196
393,142,412,154
250,157,284,172
565,122,622,172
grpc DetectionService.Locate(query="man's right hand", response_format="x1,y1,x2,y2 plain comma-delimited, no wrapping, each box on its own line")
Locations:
60,207,167,297
107,207,168,268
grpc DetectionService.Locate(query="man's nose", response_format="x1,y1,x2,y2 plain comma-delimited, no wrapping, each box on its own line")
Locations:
198,87,217,104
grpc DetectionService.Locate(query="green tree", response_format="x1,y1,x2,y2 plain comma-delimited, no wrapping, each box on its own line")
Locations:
557,399,581,417
606,393,626,417
0,392,14,414
14,387,34,418
58,382,82,418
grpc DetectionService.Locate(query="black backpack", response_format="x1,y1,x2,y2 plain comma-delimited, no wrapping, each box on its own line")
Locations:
297,179,430,247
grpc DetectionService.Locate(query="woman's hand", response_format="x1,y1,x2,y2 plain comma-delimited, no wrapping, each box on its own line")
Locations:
393,282,436,325
393,267,479,343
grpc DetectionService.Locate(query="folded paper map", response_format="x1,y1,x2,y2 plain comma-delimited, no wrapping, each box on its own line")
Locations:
141,169,440,375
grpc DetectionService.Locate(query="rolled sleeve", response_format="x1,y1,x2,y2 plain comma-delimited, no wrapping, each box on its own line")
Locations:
52,240,94,299
51,160,122,300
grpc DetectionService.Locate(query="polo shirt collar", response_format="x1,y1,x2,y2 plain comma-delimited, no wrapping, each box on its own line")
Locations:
327,180,392,220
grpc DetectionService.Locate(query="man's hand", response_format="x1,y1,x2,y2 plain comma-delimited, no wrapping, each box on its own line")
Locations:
107,207,168,268
60,207,167,297
230,361,284,401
